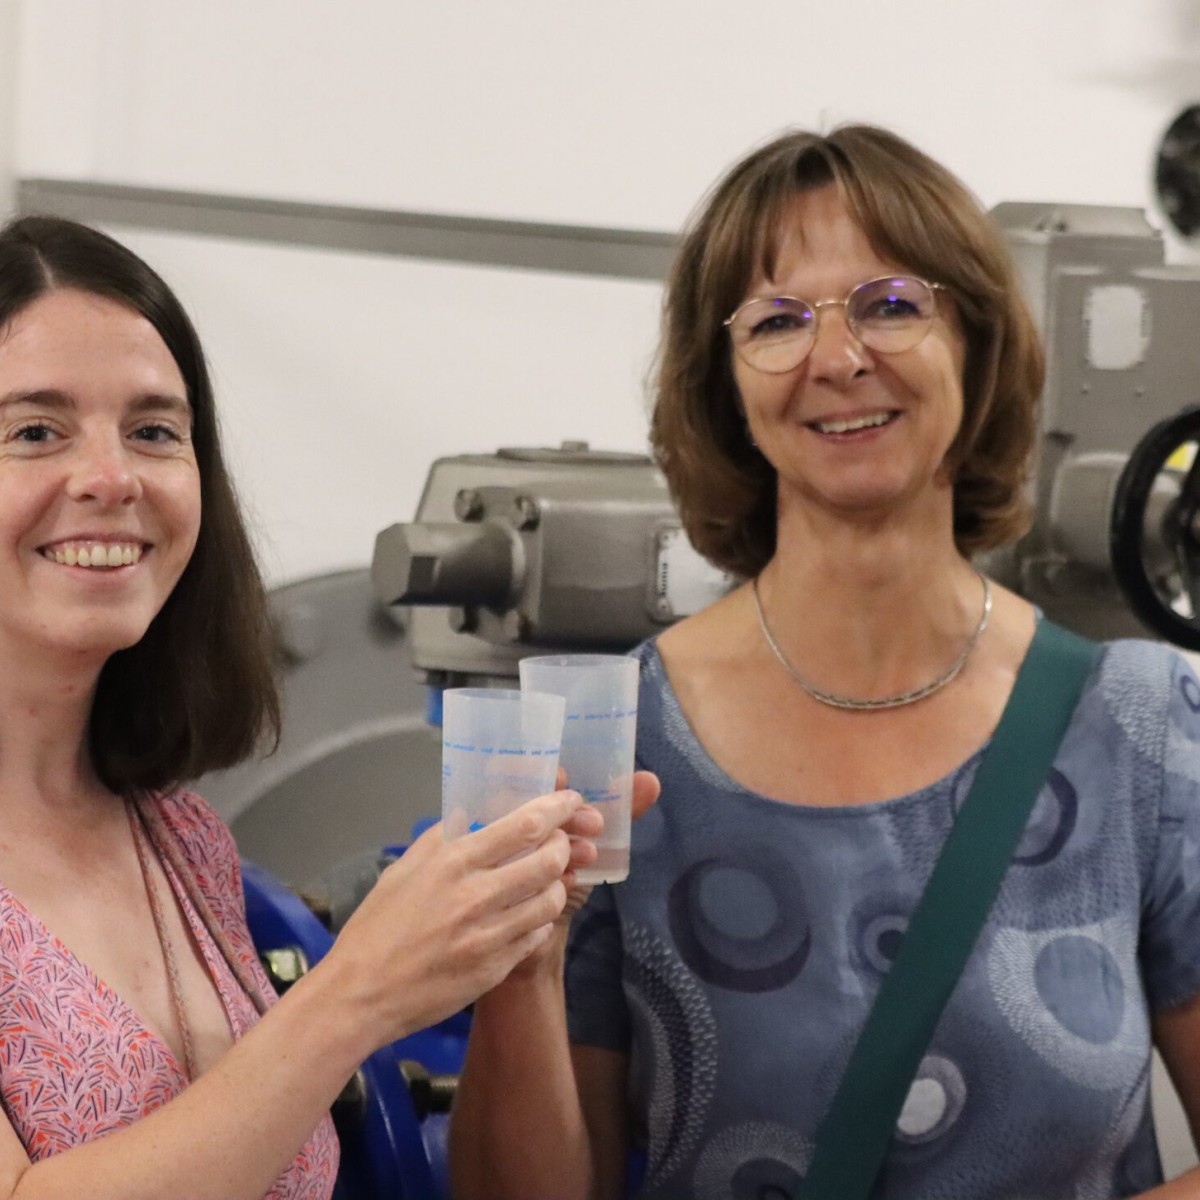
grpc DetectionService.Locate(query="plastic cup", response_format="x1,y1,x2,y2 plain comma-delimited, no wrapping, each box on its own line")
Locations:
518,654,638,884
441,688,565,841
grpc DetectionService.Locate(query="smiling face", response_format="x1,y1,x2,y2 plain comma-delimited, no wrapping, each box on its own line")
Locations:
0,288,201,669
733,185,967,531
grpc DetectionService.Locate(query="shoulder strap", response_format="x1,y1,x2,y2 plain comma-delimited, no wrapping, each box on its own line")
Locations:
132,792,275,1017
797,620,1100,1200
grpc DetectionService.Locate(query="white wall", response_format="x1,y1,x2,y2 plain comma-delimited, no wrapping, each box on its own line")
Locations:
0,0,18,217
13,0,1193,226
15,0,1200,583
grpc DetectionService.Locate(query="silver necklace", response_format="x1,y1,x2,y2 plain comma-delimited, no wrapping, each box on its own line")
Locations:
752,570,992,711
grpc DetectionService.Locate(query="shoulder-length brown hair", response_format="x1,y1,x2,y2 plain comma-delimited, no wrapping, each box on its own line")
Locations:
0,215,280,793
651,124,1044,578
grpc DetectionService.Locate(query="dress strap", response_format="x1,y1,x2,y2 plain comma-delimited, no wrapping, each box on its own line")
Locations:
126,799,197,1081
129,793,274,1018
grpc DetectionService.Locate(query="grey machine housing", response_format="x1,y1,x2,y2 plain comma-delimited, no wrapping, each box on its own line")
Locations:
990,202,1200,642
370,443,731,688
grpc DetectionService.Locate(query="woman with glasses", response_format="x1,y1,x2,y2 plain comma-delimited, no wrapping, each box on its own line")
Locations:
451,125,1200,1199
0,215,602,1200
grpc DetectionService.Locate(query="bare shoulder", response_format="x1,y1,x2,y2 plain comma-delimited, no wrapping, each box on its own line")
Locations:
656,584,755,676
653,584,770,748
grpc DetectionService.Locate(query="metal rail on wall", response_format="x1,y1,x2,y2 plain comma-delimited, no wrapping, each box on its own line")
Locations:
16,178,678,281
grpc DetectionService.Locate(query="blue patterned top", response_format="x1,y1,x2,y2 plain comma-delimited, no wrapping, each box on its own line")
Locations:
565,636,1200,1199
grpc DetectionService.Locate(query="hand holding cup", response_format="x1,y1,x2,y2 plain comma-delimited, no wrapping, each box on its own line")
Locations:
519,655,640,884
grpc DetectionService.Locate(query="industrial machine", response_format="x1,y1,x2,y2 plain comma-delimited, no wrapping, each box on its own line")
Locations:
200,201,1200,1196
988,202,1200,650
371,443,732,686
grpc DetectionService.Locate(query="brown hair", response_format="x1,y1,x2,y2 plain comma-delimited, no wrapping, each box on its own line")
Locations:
650,124,1044,578
0,215,280,793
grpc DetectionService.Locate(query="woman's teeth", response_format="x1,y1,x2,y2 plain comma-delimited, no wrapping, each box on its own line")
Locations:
45,543,142,568
813,412,895,434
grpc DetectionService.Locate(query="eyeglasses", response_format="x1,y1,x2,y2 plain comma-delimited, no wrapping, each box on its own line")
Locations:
724,275,946,374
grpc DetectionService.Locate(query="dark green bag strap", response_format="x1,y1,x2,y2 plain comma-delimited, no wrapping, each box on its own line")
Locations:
797,619,1100,1200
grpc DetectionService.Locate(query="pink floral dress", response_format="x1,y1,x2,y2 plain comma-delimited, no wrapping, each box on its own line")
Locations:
0,790,339,1198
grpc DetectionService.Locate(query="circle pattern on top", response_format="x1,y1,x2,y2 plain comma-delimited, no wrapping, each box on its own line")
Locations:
691,1121,813,1200
1168,666,1200,787
954,767,1078,867
623,922,718,1189
667,850,811,993
1033,936,1125,1044
1013,770,1078,866
894,1055,968,1145
859,913,907,975
988,916,1146,1090
849,887,915,981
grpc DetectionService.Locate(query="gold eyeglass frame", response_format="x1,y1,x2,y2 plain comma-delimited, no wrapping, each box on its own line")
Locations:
724,275,947,373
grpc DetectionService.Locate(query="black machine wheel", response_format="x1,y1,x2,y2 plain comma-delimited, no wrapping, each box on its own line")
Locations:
1155,105,1200,239
1110,406,1200,651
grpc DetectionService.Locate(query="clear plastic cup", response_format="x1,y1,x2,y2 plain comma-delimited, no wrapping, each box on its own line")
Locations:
518,654,639,884
441,688,565,840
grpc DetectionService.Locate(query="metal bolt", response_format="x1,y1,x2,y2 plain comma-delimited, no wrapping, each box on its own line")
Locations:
400,1059,460,1119
511,494,540,530
259,946,309,991
454,488,484,521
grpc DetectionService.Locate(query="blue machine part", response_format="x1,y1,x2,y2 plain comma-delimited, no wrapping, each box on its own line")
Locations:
241,858,469,1199
425,684,445,730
